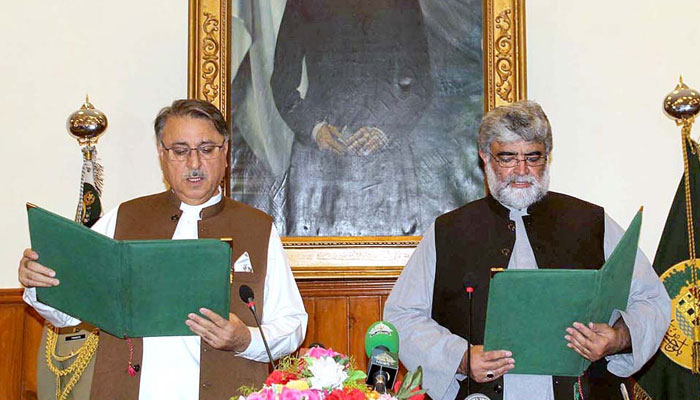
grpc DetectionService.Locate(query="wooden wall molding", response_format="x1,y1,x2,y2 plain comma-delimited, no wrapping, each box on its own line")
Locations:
285,236,416,280
297,279,396,297
0,287,24,303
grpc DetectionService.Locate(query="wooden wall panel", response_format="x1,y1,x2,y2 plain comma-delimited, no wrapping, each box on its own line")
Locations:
0,289,31,400
301,298,316,349
300,296,385,370
0,304,24,399
379,296,388,319
311,297,349,353
297,279,395,370
22,309,43,400
348,297,382,368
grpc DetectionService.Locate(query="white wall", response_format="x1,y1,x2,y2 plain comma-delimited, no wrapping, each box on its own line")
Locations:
0,2,186,287
527,0,700,265
2,1,699,287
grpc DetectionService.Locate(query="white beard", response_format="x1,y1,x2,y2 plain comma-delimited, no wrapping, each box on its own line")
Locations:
485,161,550,209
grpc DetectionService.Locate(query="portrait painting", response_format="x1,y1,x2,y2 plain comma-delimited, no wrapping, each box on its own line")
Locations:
189,0,526,238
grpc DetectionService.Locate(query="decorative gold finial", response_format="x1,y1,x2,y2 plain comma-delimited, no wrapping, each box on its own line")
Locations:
67,94,108,144
660,77,700,373
664,77,700,122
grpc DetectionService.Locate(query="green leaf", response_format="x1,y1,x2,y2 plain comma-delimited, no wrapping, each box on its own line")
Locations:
236,384,259,397
408,366,423,390
396,367,424,400
345,370,367,383
337,357,349,366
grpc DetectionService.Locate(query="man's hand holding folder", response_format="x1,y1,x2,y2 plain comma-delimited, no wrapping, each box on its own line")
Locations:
186,307,252,352
18,248,59,288
565,320,632,362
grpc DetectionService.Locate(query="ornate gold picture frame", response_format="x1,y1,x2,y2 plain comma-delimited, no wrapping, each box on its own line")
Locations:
188,0,527,277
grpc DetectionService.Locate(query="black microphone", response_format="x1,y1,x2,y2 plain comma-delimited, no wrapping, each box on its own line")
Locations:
463,273,478,299
364,321,400,393
239,285,255,310
239,285,275,370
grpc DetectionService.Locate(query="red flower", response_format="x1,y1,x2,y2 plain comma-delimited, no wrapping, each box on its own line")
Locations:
408,390,425,400
265,370,298,385
326,388,366,400
325,389,344,400
345,388,366,400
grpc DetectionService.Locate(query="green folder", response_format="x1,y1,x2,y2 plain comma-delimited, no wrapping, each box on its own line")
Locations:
28,204,231,338
483,209,642,376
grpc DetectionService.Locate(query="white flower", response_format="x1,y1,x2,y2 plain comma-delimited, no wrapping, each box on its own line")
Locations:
306,356,348,390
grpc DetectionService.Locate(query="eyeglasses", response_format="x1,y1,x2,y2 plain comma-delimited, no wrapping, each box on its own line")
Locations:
160,140,226,161
491,153,547,168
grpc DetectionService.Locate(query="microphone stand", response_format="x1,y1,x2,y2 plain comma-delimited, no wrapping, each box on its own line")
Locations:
246,302,276,370
465,286,474,395
240,285,276,371
248,304,275,370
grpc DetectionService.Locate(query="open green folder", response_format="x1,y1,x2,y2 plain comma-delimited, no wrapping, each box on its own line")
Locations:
28,204,231,338
483,209,642,377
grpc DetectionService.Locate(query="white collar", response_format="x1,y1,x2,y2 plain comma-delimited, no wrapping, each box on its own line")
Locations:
503,202,529,218
178,188,223,218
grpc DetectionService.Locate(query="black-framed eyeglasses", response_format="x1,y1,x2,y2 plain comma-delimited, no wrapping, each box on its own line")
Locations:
491,153,547,168
160,140,227,161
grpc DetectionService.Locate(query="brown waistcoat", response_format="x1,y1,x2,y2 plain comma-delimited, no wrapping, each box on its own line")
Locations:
432,192,629,400
89,191,272,400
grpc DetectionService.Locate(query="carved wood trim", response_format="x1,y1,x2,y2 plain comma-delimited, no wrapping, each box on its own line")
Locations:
188,0,231,196
284,236,418,279
292,266,403,280
483,0,527,112
283,236,420,247
188,0,228,109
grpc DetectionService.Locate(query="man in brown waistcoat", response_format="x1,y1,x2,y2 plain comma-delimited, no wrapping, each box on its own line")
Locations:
384,100,670,400
19,99,308,400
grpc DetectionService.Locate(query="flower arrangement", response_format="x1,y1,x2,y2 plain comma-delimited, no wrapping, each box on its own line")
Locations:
233,347,425,400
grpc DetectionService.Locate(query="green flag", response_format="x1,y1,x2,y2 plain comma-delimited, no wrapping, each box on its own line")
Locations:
634,136,700,399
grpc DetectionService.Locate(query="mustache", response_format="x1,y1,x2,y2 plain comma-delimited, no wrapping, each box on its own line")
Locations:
504,174,536,185
183,169,207,179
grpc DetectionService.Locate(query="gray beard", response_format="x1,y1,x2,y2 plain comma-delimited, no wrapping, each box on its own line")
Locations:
485,162,550,210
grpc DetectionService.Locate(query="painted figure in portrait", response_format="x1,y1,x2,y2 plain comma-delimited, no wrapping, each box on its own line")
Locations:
229,0,484,236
